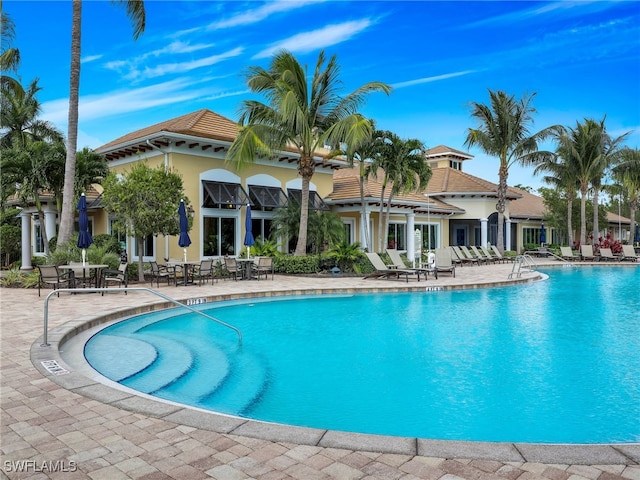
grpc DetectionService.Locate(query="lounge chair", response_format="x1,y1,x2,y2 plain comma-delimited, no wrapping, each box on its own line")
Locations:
481,246,502,263
101,262,128,294
364,252,420,282
38,265,76,297
598,248,618,262
620,245,639,262
580,245,596,261
451,245,479,266
387,249,437,279
560,246,579,261
461,245,485,265
434,248,455,277
491,245,514,263
471,245,494,264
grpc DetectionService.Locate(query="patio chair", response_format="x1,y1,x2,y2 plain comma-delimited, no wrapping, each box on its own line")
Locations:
364,252,420,282
451,246,479,266
620,245,639,262
460,246,484,265
580,245,596,261
38,265,75,297
252,256,274,280
149,261,175,287
481,246,502,263
223,256,240,281
598,248,618,262
471,246,494,264
101,263,128,294
434,248,456,277
193,259,215,285
560,246,579,261
491,245,514,263
387,249,436,279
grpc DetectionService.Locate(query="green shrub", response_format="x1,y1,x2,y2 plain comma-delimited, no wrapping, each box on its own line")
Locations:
0,267,24,287
273,255,320,274
92,234,122,254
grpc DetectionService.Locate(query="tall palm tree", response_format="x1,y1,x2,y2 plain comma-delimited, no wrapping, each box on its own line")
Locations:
57,0,145,246
374,134,430,253
464,90,554,252
612,147,640,244
0,79,63,149
534,154,579,247
584,118,629,240
341,120,385,252
227,49,390,256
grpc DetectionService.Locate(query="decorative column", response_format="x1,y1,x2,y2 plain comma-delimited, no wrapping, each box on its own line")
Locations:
365,210,372,252
360,210,368,252
505,218,512,251
44,208,57,244
480,218,488,248
406,212,415,264
20,211,33,271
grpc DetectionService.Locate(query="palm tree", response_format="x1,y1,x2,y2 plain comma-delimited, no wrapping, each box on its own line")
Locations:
0,1,22,92
464,90,554,252
227,49,391,256
534,154,579,247
0,79,63,149
341,120,385,252
612,147,640,244
1,141,63,255
57,0,145,246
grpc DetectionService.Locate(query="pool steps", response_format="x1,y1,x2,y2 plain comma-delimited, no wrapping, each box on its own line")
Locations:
84,312,267,415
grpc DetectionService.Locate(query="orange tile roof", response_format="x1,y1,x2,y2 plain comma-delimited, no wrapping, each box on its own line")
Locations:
507,187,546,219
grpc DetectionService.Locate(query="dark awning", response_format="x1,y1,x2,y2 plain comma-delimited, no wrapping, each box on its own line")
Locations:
287,189,329,211
249,185,288,208
202,181,250,207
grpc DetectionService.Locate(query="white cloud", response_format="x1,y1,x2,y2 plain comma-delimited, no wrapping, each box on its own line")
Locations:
81,54,103,64
391,71,477,90
206,0,326,30
253,19,373,59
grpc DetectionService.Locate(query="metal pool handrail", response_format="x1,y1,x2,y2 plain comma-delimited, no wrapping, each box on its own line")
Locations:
41,287,242,346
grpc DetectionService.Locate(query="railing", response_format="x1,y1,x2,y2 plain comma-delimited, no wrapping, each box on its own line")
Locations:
41,287,242,347
508,254,538,279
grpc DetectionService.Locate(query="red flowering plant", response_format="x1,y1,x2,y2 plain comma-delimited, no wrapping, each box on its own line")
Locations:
597,232,623,254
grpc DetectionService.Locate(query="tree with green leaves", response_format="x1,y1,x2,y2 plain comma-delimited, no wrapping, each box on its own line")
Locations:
612,147,640,243
369,131,430,252
1,141,65,255
1,0,22,92
101,163,186,282
464,90,555,252
58,0,145,246
227,49,391,256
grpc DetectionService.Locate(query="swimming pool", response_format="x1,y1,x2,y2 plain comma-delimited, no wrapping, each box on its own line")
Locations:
85,266,640,444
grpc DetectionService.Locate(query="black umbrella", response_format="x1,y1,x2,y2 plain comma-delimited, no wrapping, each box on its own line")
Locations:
244,204,255,257
178,200,191,261
77,193,93,264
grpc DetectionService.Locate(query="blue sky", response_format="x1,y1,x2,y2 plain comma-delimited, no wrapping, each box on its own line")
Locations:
6,0,640,191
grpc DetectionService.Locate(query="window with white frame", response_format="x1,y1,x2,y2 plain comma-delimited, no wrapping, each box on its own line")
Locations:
387,223,406,250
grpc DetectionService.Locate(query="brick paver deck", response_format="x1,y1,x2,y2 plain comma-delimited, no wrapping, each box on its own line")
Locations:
2,261,639,479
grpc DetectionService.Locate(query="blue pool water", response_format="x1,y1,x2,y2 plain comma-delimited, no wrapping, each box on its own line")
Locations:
85,266,640,443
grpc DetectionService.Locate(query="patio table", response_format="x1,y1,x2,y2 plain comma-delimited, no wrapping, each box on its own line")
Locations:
59,264,108,288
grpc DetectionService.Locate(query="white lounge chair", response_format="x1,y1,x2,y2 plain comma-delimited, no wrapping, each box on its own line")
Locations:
386,249,437,279
491,245,514,262
598,248,618,262
620,245,639,262
580,245,596,261
434,248,455,277
560,246,579,261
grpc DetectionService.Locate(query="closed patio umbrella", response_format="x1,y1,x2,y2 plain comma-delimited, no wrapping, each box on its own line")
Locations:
244,204,254,257
635,224,639,244
77,193,93,265
178,200,191,262
540,224,546,245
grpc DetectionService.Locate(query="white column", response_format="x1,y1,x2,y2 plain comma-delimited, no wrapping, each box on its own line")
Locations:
20,211,33,271
505,219,512,251
360,210,368,252
480,218,488,248
44,208,57,243
365,210,372,252
406,212,415,263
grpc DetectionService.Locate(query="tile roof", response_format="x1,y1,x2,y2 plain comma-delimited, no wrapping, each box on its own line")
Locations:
507,187,546,219
424,144,474,160
96,109,239,152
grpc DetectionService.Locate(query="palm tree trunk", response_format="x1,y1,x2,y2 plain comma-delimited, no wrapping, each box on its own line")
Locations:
57,0,82,246
359,170,369,251
566,190,574,247
384,190,393,249
137,237,145,282
580,186,588,245
295,175,311,256
592,187,600,241
496,162,509,253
